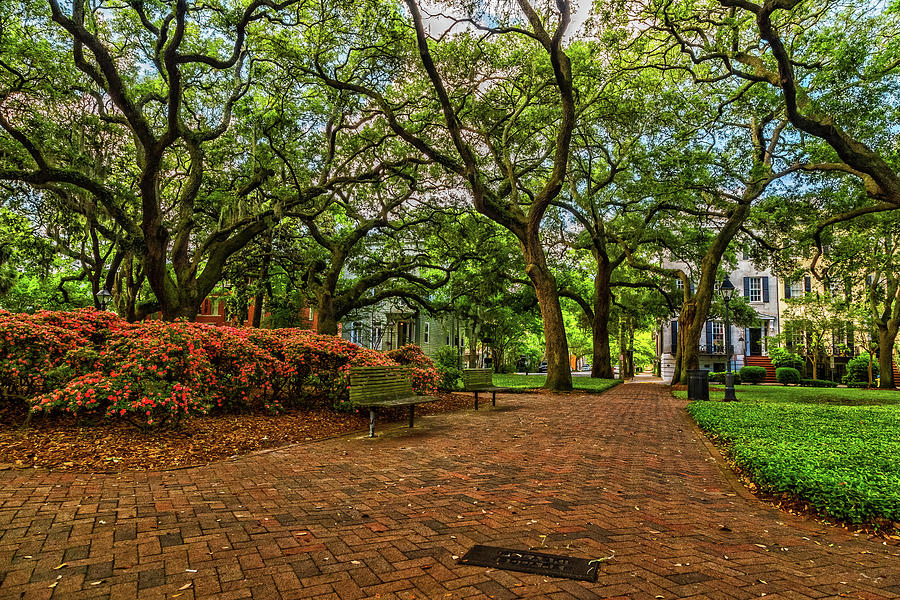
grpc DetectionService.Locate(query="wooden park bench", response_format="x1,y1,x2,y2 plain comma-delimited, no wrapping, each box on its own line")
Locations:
461,368,511,410
349,366,439,437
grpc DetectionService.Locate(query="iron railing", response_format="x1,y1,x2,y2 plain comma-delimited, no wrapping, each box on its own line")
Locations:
698,344,728,355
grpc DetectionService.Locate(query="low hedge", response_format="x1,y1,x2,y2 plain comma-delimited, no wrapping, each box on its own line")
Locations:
845,381,874,389
799,378,838,388
709,371,741,384
739,365,767,384
775,367,801,385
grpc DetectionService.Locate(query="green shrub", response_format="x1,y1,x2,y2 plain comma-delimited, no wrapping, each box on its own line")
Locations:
842,353,879,384
739,365,767,384
799,378,838,388
769,347,805,372
775,367,800,385
846,381,872,389
709,371,741,384
433,345,462,391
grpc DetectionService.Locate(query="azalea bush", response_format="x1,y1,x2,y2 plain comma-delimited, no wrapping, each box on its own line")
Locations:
0,308,117,399
1,310,441,428
386,344,442,394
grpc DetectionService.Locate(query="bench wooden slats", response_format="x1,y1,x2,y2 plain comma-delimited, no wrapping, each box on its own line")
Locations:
460,368,511,409
349,366,438,437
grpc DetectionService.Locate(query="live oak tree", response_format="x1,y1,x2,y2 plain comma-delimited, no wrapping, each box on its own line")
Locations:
294,197,467,336
617,106,799,384
646,0,900,238
436,220,540,370
223,185,483,335
827,213,900,388
778,290,847,380
0,208,52,300
549,57,688,379
0,0,403,320
291,0,581,389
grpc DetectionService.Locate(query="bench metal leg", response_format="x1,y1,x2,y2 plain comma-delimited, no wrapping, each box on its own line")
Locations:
408,404,415,428
474,391,479,410
492,391,496,407
369,408,376,438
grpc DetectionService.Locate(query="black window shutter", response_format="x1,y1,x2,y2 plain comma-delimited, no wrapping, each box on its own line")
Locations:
743,277,750,298
762,277,770,303
671,321,678,351
804,276,812,293
705,321,713,348
784,280,791,299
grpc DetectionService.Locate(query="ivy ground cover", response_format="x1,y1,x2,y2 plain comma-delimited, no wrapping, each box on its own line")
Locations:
683,385,900,526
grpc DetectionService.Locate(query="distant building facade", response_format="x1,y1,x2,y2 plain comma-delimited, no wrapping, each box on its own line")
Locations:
658,254,781,381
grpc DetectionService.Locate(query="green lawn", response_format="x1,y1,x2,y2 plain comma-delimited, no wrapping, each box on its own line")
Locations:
492,373,621,393
682,385,900,525
674,384,900,406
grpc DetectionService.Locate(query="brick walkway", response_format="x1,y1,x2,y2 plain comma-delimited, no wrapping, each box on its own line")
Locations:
1,384,898,599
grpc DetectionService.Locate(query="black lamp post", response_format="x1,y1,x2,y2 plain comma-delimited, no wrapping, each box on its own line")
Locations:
96,288,113,311
719,277,738,401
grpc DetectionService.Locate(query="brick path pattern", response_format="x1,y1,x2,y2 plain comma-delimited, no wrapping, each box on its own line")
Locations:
1,383,898,599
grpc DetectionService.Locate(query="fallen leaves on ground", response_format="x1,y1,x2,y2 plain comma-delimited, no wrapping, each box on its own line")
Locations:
0,392,472,472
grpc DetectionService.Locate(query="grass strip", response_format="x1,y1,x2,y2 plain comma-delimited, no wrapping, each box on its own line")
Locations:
492,374,621,393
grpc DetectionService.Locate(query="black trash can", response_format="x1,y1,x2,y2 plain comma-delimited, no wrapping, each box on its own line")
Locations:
687,369,709,401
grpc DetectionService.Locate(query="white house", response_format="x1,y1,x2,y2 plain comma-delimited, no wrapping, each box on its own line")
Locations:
658,253,780,381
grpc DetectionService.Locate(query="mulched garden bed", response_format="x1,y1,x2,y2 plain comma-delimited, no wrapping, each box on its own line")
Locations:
0,392,473,472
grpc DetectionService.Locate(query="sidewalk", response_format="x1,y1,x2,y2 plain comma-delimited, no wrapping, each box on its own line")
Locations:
1,384,897,599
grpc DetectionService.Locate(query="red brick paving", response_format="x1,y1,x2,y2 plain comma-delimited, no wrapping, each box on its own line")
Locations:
1,383,898,599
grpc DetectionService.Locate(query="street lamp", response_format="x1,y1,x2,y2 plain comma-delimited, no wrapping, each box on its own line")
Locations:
719,277,738,401
96,288,113,311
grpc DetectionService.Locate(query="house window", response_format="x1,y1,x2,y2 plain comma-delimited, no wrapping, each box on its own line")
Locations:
372,326,383,350
711,322,725,352
423,322,430,343
789,281,803,297
675,279,684,290
748,278,762,302
350,322,362,345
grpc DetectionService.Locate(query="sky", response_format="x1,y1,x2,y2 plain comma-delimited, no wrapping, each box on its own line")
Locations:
420,0,593,39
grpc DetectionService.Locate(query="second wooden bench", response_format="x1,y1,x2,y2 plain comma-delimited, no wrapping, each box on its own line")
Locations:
461,368,512,409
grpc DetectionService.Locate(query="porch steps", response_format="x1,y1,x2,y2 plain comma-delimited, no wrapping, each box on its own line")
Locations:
744,355,777,383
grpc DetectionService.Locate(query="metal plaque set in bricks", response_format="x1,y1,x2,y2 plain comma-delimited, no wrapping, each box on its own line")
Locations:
457,545,599,582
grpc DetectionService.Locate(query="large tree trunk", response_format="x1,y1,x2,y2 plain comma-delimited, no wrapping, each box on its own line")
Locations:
525,250,572,391
675,301,701,385
591,262,613,379
316,292,339,336
467,319,479,368
251,294,264,328
878,326,898,388
251,234,273,328
626,318,635,377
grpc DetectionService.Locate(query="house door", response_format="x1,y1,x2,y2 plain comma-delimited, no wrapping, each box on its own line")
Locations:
749,327,763,356
397,322,408,347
